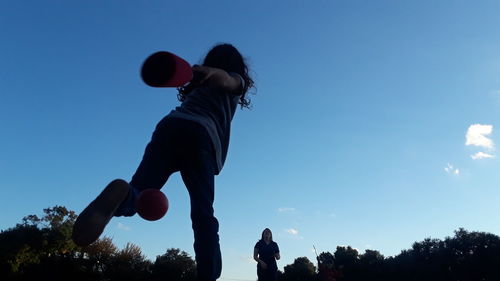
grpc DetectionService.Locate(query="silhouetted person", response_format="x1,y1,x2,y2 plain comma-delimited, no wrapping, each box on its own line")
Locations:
72,43,254,281
254,228,280,281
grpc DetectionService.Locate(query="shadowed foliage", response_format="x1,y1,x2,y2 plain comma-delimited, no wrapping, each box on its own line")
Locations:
2,206,500,281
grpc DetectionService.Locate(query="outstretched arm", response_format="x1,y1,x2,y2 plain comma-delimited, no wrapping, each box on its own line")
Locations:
192,65,243,93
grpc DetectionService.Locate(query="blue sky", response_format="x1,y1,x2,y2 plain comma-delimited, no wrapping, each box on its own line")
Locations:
1,1,500,280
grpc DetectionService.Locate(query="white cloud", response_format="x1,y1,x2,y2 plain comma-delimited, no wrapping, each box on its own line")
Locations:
471,152,495,160
117,222,131,231
465,124,494,149
278,207,295,213
465,124,495,160
444,163,460,175
238,255,255,264
284,228,304,239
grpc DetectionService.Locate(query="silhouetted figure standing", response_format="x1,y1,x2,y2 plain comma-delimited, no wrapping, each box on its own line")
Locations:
254,228,280,281
72,43,254,281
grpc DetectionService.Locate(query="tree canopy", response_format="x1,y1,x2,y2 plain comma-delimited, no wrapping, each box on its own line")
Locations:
2,206,500,281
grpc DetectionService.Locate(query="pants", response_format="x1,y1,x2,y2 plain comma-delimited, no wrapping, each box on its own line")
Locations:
257,266,277,281
115,116,222,281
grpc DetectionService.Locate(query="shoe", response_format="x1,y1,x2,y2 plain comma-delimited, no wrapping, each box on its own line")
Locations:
72,179,130,247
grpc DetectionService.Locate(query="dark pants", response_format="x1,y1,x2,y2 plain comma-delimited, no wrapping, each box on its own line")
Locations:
257,267,277,281
115,117,222,281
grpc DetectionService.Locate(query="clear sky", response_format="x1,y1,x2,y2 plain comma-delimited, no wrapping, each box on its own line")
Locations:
1,1,500,280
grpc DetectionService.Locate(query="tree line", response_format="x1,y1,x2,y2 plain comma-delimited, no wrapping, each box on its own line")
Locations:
1,206,499,281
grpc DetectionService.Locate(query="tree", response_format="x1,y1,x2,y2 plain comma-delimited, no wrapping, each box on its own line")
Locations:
358,249,384,281
20,205,78,256
0,224,44,276
151,248,196,281
0,206,78,277
333,246,359,281
83,236,118,273
444,228,500,281
5,208,500,281
282,257,316,281
106,242,151,281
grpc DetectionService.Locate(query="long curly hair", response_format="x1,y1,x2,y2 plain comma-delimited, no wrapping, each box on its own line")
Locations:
177,43,254,109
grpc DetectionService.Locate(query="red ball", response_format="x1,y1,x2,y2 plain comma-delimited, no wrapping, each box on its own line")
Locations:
136,189,169,221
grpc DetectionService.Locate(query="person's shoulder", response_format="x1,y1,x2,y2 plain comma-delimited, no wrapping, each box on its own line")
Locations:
254,240,263,248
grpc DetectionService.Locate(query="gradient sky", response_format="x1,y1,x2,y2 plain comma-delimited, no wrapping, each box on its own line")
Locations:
1,1,500,280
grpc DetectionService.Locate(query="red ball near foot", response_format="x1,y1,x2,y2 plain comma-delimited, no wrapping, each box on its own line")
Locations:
136,189,169,221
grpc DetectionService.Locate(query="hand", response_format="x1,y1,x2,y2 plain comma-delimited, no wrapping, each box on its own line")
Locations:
259,261,268,269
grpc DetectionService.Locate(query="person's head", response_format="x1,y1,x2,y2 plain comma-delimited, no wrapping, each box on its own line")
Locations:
261,228,273,241
178,43,254,108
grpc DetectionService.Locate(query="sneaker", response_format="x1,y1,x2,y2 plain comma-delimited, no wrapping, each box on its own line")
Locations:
72,179,130,247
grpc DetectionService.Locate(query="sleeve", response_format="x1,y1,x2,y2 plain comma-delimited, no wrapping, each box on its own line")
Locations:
254,240,261,251
228,72,245,94
274,242,280,253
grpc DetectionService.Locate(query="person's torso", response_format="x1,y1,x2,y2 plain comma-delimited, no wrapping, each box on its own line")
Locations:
168,86,241,174
256,241,278,269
